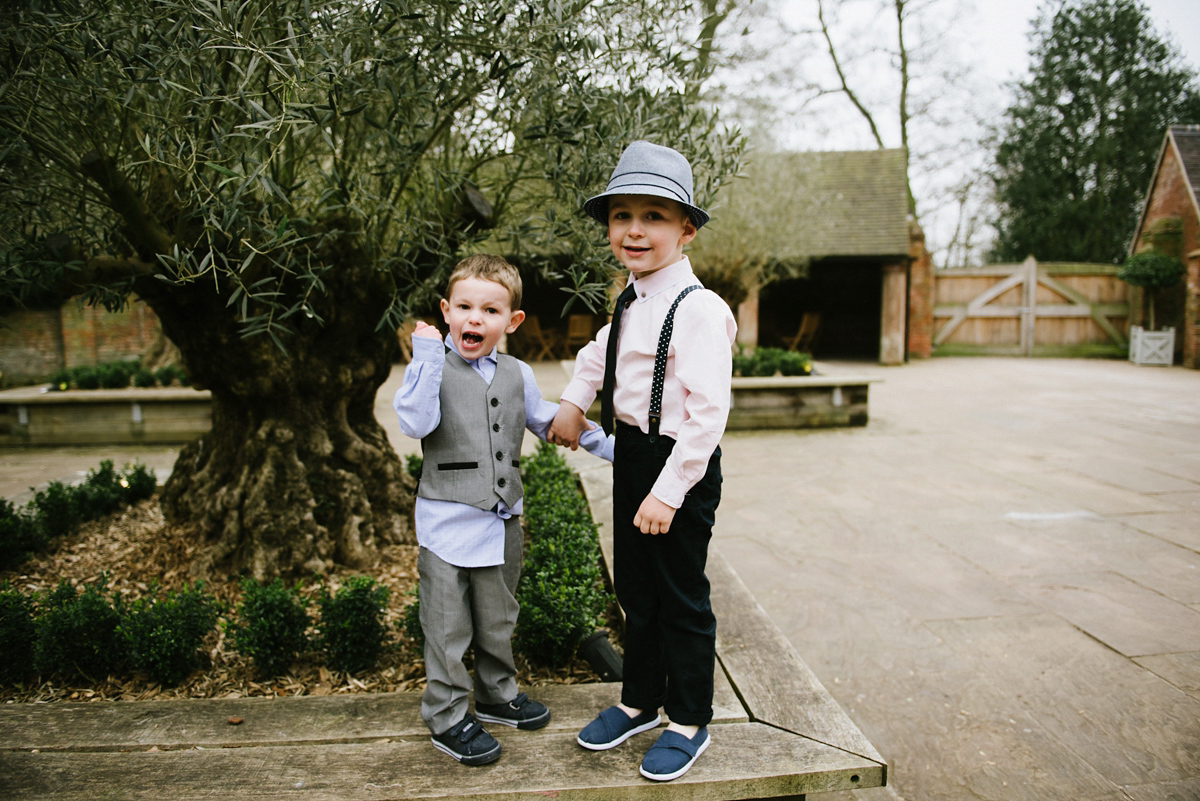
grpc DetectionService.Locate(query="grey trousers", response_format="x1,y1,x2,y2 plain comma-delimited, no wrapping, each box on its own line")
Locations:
418,515,523,735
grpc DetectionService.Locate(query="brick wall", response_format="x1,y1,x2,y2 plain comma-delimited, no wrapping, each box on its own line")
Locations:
0,299,163,386
0,309,65,385
1135,139,1199,366
906,221,934,359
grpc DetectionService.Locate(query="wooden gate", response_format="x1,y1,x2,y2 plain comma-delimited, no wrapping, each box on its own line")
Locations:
933,258,1129,356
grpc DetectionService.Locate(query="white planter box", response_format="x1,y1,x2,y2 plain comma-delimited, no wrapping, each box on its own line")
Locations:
1129,326,1175,366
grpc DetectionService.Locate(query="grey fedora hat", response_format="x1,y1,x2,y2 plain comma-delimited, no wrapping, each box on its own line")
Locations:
583,141,710,229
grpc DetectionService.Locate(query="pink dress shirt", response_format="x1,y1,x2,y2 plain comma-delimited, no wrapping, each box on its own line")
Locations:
560,257,737,508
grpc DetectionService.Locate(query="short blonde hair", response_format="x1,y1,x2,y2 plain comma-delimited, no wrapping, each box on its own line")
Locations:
445,254,523,310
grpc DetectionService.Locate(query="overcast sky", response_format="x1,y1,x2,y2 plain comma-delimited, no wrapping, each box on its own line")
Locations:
971,0,1200,86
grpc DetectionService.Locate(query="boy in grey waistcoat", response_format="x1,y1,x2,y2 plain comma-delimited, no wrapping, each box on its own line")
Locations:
394,254,612,766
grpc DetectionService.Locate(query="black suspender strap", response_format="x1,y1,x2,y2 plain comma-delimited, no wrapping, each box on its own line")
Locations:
648,285,703,442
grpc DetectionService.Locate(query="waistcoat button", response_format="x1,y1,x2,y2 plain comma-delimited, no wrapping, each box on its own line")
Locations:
490,398,499,407
497,478,506,488
493,423,500,432
495,451,503,461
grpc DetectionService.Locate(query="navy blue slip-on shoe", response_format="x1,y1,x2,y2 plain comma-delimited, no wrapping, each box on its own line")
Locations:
576,706,662,750
639,727,710,781
430,714,502,766
475,692,551,730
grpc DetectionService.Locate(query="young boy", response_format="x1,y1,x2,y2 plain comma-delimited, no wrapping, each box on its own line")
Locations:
548,141,737,781
395,254,612,766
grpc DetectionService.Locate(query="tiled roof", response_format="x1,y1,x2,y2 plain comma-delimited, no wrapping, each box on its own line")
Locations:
1170,125,1200,217
714,149,911,261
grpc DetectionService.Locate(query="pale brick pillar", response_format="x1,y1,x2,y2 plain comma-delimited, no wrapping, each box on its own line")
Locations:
880,263,908,365
1186,248,1200,369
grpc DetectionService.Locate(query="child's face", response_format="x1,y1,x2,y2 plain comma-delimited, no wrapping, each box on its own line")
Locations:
606,194,697,279
440,276,525,360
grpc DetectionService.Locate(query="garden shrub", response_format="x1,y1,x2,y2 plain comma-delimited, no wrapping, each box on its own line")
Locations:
153,364,190,387
96,362,129,389
731,346,812,377
31,481,83,539
11,461,157,568
317,576,390,674
75,460,128,520
404,454,423,481
121,582,219,686
228,578,311,677
0,582,37,684
0,499,46,571
121,462,158,503
72,366,100,390
514,442,609,667
48,368,72,391
35,578,126,683
133,368,157,388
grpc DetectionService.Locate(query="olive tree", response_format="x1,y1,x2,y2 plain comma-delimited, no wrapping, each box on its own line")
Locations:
0,0,742,577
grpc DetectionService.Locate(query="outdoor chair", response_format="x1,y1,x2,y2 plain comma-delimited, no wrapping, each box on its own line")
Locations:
564,314,597,355
511,315,558,361
785,312,821,353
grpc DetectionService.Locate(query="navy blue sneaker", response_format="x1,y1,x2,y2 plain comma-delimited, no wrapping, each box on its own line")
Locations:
640,727,710,781
475,692,551,730
577,706,662,750
431,714,501,766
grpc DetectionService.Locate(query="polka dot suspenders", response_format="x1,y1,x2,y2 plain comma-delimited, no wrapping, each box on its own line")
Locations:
648,285,703,442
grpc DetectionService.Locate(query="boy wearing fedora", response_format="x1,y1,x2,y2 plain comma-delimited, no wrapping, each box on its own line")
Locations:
549,141,737,781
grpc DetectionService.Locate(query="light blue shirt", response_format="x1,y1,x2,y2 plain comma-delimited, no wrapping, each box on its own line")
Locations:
394,334,613,568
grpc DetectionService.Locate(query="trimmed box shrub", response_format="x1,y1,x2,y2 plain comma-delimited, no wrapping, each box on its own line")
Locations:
0,500,46,571
228,578,311,677
34,578,125,683
515,442,609,667
121,583,220,686
317,576,390,674
0,583,37,685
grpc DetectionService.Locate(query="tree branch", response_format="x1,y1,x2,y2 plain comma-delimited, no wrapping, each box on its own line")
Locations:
79,149,175,256
817,0,885,149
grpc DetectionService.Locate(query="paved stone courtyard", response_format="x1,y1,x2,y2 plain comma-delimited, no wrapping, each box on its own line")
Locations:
4,356,1199,800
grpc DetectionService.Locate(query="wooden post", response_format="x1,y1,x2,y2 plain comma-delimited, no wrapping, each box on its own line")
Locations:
737,284,760,350
1020,256,1037,357
879,263,908,365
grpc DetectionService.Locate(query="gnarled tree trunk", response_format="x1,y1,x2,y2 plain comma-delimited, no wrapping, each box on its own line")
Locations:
149,262,416,580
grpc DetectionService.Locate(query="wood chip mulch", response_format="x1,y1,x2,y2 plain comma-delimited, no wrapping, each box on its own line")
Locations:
1,499,601,705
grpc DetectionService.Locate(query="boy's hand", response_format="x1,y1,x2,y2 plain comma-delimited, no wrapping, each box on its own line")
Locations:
548,401,589,450
634,494,676,535
412,321,441,339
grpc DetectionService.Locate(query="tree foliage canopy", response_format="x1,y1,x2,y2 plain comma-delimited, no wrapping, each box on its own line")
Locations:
989,0,1200,265
0,0,743,577
1,0,741,327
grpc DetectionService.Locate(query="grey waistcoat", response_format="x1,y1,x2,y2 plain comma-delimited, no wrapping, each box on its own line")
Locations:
418,351,526,510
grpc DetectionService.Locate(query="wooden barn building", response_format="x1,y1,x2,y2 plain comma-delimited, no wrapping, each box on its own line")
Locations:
702,149,932,365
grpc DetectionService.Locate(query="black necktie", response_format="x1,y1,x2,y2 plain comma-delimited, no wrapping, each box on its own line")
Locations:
601,282,637,436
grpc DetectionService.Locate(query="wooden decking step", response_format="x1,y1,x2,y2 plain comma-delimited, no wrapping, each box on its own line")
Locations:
0,461,887,800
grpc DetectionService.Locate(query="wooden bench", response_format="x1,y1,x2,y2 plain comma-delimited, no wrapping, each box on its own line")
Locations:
0,460,886,800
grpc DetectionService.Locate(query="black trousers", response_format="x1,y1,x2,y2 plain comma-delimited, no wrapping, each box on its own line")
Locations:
613,422,722,727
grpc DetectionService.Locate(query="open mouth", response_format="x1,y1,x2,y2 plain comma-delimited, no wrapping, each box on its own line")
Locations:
461,331,484,346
